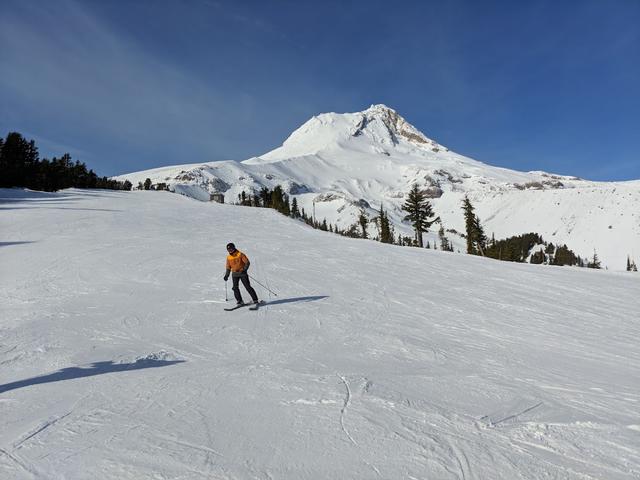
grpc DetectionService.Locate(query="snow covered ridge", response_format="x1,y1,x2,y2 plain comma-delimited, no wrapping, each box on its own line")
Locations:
113,105,640,270
1,188,639,479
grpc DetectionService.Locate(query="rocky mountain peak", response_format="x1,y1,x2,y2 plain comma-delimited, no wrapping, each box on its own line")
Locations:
353,104,445,151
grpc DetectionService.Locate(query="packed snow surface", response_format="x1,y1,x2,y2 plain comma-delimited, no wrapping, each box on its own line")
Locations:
1,188,639,479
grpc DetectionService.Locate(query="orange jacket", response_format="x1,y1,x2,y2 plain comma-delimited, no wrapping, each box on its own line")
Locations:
226,250,250,273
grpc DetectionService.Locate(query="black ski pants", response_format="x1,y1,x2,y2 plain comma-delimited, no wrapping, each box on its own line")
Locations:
232,274,258,303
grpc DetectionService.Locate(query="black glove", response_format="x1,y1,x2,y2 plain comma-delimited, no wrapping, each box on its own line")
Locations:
223,274,229,281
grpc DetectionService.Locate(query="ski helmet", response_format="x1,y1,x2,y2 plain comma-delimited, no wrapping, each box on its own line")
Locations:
226,242,236,251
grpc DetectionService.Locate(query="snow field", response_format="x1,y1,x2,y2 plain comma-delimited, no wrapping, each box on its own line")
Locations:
1,188,639,479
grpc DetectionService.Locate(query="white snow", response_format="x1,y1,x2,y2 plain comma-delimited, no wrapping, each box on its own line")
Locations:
1,188,639,479
113,105,640,270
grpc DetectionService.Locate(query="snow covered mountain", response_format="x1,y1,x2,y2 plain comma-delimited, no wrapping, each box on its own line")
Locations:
1,188,639,479
114,104,640,270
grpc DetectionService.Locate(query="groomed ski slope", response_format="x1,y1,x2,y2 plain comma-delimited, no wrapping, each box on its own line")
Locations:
1,188,639,479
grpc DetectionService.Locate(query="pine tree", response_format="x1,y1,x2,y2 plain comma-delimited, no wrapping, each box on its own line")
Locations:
462,196,476,254
402,183,438,248
260,187,270,207
626,255,637,272
291,197,300,218
144,178,152,190
530,249,545,264
473,215,487,255
283,193,291,216
0,132,39,188
358,211,369,239
587,250,602,269
377,204,394,244
438,225,453,251
462,196,486,255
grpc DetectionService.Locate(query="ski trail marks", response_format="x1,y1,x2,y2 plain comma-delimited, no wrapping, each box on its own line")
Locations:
13,412,72,449
337,375,358,446
481,402,544,428
0,447,41,478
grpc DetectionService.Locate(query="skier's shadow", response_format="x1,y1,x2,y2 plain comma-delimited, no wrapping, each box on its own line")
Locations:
263,295,328,306
0,358,185,395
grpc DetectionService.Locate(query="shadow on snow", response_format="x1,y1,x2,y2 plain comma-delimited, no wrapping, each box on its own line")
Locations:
264,295,329,306
0,241,36,247
0,358,185,395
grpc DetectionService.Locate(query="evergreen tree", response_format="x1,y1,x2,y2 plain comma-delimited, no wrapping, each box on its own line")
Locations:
260,187,270,208
358,211,369,239
462,196,486,255
240,190,250,206
485,233,544,263
377,204,394,244
144,178,152,190
587,250,602,269
462,196,476,254
438,225,453,252
0,131,130,192
402,183,438,247
552,244,579,266
0,132,39,187
472,215,487,255
291,197,300,218
626,255,637,272
530,249,546,264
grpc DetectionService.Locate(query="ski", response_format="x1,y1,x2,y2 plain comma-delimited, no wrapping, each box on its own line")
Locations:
224,303,248,311
224,300,265,311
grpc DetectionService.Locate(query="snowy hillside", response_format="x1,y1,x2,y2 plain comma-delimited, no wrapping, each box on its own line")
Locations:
1,188,639,479
114,105,640,271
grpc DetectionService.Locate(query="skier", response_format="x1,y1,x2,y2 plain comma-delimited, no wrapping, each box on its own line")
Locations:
223,242,259,305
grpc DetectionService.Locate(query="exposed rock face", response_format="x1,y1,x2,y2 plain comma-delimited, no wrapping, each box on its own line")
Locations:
353,105,447,152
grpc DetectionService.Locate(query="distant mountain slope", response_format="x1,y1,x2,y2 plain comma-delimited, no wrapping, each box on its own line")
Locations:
114,105,640,270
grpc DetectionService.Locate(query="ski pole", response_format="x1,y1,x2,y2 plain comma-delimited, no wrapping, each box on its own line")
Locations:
248,274,278,297
225,280,228,301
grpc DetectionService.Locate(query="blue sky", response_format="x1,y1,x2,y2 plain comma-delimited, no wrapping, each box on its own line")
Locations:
1,0,638,180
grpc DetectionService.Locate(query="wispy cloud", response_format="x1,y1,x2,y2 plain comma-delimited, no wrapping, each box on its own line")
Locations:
0,0,262,171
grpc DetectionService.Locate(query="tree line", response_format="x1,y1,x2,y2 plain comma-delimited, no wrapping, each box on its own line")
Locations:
235,182,630,270
0,132,132,191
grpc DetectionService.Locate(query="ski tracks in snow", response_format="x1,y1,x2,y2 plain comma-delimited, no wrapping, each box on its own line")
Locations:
337,375,358,446
0,411,74,479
